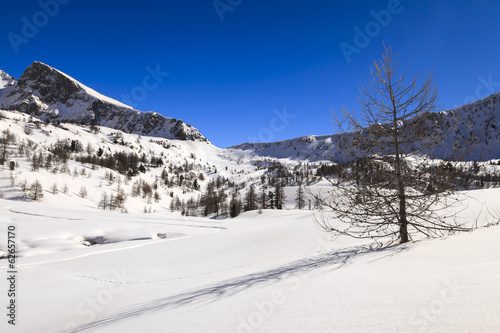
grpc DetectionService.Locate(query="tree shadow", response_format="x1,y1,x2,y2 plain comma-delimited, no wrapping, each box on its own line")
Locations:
69,243,408,332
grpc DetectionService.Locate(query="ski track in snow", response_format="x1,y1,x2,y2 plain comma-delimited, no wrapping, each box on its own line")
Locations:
8,207,84,220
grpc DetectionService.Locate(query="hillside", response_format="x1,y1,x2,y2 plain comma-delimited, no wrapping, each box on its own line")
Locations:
0,109,323,220
231,92,500,162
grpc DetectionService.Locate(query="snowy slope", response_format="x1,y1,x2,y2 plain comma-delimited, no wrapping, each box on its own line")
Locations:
0,62,207,142
231,134,341,162
0,108,323,225
0,188,499,332
232,92,500,161
0,110,262,216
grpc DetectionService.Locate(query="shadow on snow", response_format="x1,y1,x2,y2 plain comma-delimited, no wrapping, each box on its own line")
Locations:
68,243,408,332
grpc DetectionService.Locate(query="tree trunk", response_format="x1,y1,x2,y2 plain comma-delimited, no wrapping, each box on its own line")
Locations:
399,191,409,243
391,97,409,244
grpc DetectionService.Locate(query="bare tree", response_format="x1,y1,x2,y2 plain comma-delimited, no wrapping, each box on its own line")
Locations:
98,192,109,210
313,45,473,244
113,186,127,209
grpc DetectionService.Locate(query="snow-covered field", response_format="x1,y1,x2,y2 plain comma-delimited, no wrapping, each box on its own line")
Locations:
1,187,499,333
0,109,499,332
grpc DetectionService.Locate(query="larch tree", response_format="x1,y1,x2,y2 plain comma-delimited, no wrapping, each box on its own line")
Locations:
313,45,473,244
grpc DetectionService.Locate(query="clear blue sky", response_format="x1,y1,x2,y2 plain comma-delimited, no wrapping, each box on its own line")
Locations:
1,0,499,147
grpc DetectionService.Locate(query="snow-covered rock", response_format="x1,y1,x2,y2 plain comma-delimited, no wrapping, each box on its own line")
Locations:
0,69,16,99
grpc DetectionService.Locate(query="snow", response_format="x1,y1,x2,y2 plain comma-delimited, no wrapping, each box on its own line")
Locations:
0,70,15,100
47,64,133,110
0,72,12,90
0,109,499,332
0,189,499,332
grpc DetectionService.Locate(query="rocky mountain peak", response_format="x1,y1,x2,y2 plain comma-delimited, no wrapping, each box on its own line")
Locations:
18,62,81,103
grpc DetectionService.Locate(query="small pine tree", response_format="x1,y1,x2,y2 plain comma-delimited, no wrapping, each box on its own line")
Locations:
0,136,8,166
154,191,161,203
50,183,58,195
274,182,286,210
31,154,39,171
260,187,267,209
295,185,305,209
113,187,127,209
79,186,88,198
30,179,44,201
19,179,28,196
98,192,109,210
244,184,257,211
268,191,275,209
9,172,15,187
230,193,241,218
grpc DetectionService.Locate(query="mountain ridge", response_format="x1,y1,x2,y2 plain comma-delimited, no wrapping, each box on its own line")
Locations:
1,62,499,161
230,92,500,161
0,62,209,143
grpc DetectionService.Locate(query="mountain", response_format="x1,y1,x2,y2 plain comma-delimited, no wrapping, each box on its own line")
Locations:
0,62,208,142
2,62,499,161
231,92,500,161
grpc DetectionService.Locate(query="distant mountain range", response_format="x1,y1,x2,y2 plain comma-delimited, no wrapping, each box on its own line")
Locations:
231,93,500,161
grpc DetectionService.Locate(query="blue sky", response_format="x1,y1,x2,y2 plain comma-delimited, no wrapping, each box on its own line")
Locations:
1,0,499,147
